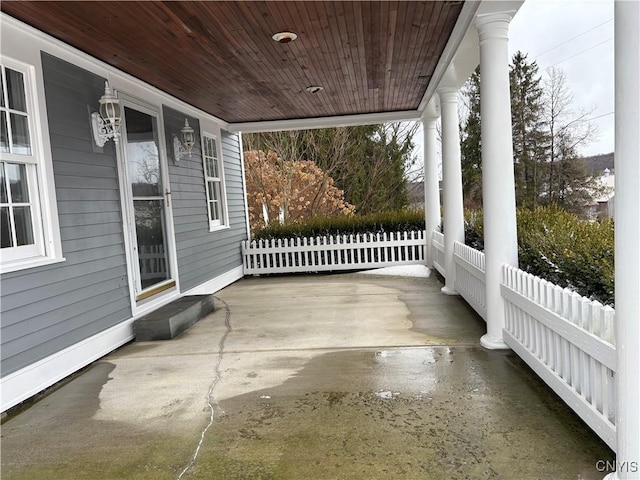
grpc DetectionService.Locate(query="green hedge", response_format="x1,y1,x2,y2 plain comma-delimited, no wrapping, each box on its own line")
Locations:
252,210,425,240
252,206,614,306
465,206,614,306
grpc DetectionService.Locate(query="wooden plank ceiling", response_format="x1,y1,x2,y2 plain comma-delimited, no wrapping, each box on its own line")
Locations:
1,1,464,124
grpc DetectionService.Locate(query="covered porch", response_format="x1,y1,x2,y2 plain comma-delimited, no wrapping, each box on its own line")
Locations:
1,0,638,477
1,273,613,479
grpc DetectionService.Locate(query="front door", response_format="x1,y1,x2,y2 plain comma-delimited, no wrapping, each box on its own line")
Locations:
120,103,176,302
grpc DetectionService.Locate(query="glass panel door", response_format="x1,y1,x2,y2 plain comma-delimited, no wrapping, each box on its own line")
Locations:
122,105,173,298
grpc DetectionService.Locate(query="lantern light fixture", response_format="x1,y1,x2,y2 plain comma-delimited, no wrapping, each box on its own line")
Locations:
91,81,122,147
173,118,196,161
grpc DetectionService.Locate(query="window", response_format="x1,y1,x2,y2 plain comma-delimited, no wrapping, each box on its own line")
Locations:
1,162,37,251
202,134,227,229
0,60,60,271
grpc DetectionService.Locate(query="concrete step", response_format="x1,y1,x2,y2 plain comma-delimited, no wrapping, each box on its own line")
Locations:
133,295,215,341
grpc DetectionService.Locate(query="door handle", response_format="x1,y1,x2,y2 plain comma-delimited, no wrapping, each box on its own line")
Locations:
164,189,171,207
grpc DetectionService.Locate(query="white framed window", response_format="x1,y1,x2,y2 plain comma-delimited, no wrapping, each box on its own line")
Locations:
0,58,62,272
202,133,227,230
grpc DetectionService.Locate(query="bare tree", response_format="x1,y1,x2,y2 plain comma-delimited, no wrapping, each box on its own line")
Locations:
244,122,419,214
542,67,601,213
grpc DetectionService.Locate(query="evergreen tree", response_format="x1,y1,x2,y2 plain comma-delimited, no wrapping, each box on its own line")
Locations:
460,67,483,208
509,51,548,208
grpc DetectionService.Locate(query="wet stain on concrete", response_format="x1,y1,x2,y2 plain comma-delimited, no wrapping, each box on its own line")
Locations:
350,273,487,344
1,361,201,480
0,274,615,480
3,362,115,425
189,347,614,480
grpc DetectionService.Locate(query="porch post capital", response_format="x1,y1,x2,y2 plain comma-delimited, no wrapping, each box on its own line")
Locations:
437,88,459,104
474,13,513,44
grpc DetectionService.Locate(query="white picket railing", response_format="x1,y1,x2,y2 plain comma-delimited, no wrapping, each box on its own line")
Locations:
242,231,426,275
453,241,486,320
431,230,446,276
138,244,167,280
501,264,616,451
429,233,616,449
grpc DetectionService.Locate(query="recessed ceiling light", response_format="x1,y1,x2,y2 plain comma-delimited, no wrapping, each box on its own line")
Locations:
272,32,298,43
306,86,324,94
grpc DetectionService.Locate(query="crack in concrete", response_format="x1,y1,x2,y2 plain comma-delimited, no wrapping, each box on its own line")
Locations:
176,296,232,480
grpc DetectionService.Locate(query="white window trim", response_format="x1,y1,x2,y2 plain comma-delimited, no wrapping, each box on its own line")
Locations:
0,56,64,274
202,130,229,232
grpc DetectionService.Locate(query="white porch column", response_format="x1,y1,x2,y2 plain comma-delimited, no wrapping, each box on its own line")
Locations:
606,2,640,479
438,88,464,295
423,110,441,268
475,13,518,350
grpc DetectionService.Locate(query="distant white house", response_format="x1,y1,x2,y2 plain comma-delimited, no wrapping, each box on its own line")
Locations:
586,168,615,220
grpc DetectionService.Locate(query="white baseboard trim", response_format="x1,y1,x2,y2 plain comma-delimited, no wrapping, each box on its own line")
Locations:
184,265,244,296
1,320,135,413
1,266,244,413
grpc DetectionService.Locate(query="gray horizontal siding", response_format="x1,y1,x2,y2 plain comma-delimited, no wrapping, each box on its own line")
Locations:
164,106,247,292
2,301,131,362
3,277,128,338
58,198,120,215
0,53,131,377
58,211,122,228
1,265,126,313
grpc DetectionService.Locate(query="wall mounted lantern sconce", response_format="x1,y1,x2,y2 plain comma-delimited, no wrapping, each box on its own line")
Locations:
91,81,121,147
173,119,195,161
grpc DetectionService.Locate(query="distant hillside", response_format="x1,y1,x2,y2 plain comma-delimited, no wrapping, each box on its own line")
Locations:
406,153,613,209
581,153,614,174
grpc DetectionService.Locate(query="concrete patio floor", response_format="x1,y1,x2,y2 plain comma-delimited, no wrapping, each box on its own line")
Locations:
1,273,614,479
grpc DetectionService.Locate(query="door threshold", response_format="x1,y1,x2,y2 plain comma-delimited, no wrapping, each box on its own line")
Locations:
136,280,176,301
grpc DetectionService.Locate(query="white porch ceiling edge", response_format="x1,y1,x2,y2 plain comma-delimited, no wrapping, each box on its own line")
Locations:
227,109,422,133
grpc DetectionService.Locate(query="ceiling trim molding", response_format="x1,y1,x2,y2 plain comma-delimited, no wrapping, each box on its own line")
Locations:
227,110,422,133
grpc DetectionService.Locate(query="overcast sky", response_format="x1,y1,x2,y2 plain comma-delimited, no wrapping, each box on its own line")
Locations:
509,0,614,157
411,0,615,178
